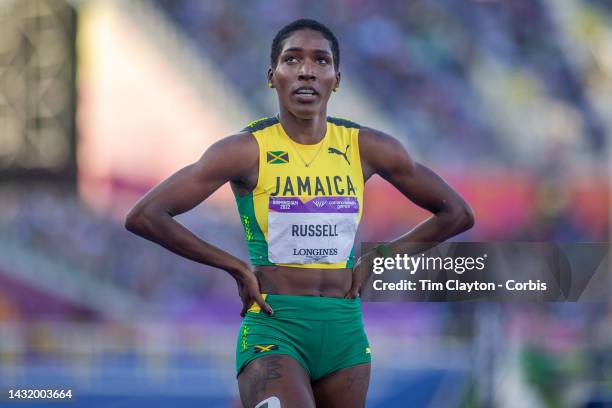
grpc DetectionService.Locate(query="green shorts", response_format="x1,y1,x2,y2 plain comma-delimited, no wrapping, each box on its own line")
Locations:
236,294,371,381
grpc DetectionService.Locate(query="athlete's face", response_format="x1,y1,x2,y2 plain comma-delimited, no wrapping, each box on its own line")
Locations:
268,29,340,119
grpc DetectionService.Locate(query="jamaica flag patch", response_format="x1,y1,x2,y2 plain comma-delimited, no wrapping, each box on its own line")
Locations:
267,151,289,164
254,344,279,353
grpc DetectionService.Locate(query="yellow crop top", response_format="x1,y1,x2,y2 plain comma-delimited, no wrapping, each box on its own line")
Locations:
234,116,364,269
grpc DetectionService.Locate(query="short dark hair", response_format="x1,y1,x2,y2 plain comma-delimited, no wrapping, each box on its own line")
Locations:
270,19,340,71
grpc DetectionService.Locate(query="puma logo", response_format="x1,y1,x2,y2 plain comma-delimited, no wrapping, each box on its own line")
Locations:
328,145,350,165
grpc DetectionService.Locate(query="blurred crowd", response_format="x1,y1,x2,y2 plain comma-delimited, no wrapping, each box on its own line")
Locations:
0,187,247,306
156,0,609,164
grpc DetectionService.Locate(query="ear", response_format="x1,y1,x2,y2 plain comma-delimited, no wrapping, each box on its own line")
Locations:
335,71,341,90
267,68,274,88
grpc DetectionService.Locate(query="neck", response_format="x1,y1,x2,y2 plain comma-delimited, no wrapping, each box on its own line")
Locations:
278,109,327,144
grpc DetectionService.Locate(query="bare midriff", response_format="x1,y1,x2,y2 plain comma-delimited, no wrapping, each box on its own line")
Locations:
254,265,352,298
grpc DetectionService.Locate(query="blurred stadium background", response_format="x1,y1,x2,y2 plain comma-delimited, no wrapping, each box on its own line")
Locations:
0,0,610,406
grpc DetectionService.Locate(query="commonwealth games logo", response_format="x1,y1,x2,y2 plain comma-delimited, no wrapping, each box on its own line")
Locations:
312,200,326,208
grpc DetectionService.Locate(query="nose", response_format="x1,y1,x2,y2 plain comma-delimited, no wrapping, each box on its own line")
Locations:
298,60,316,81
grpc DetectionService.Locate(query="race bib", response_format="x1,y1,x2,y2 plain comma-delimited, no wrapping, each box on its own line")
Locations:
268,196,359,264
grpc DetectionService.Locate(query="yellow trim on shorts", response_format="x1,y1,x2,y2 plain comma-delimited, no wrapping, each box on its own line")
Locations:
247,294,268,313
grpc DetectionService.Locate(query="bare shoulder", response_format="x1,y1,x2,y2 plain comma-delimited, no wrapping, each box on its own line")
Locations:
358,126,415,179
204,131,258,159
193,131,259,184
358,126,406,153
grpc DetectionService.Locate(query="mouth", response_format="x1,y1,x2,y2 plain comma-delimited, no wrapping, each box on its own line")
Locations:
292,86,319,103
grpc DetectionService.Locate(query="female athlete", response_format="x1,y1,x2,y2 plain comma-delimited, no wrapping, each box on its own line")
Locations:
125,18,474,408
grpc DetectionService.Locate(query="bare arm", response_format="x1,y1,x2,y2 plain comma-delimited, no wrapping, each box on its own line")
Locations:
360,127,474,243
125,132,272,315
346,127,474,297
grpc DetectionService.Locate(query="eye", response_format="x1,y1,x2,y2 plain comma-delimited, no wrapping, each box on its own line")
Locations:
317,58,329,64
284,56,298,63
